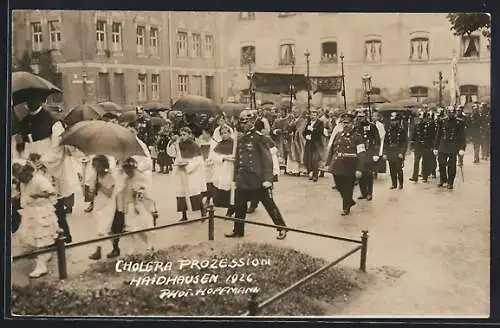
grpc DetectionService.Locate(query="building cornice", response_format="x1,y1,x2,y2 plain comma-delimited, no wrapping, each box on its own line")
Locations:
56,61,226,73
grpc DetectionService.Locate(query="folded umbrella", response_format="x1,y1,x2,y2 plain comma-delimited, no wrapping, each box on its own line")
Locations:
172,95,220,115
12,71,62,106
59,121,148,160
64,104,105,127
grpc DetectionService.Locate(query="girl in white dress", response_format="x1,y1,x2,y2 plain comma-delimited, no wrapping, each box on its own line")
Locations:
16,163,59,278
88,155,117,260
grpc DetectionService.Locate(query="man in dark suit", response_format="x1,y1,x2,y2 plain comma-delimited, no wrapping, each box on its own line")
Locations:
469,104,483,164
433,105,466,189
302,108,325,182
383,112,408,190
410,110,436,183
225,110,287,240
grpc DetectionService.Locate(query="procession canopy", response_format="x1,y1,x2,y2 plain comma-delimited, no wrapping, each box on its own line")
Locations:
247,72,343,95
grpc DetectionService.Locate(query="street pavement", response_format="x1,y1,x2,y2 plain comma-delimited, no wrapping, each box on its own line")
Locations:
11,147,490,316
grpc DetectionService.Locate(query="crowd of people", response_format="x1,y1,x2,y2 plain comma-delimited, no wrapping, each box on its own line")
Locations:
10,94,491,279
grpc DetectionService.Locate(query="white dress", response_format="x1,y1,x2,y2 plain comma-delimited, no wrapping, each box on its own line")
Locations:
122,171,154,231
93,171,117,237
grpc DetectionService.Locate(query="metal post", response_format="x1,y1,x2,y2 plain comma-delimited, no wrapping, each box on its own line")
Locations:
438,71,443,106
340,53,347,110
55,229,68,280
289,61,295,112
248,63,254,111
248,292,259,316
360,230,369,272
208,199,215,241
367,92,372,122
305,52,311,113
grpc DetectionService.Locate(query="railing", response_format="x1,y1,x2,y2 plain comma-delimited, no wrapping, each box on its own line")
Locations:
12,201,369,316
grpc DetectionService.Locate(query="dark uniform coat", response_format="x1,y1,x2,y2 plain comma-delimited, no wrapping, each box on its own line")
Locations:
326,129,367,176
384,124,408,161
434,117,466,154
136,117,154,146
302,119,325,170
410,118,436,150
234,130,274,190
469,111,484,143
354,122,380,172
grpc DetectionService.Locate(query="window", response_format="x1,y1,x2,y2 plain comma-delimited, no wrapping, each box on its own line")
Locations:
136,25,145,54
150,27,159,56
97,73,111,102
459,85,479,104
409,86,428,102
113,73,126,104
137,74,147,101
178,75,189,96
111,22,122,52
239,12,255,20
321,41,338,62
409,37,429,61
96,20,106,51
191,75,203,96
364,39,381,62
279,43,295,65
177,31,188,56
48,20,61,50
151,74,160,100
461,35,480,58
192,33,202,57
240,45,256,66
31,22,43,51
204,34,214,58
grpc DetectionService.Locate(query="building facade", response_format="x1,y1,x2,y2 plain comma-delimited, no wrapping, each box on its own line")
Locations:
12,10,226,109
223,12,491,107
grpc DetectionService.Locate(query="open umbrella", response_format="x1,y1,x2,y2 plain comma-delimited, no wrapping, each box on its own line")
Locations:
358,94,390,105
375,103,417,116
150,116,167,127
172,95,219,115
59,121,148,159
117,110,152,124
64,104,105,127
221,103,248,117
12,71,62,106
97,101,123,114
393,98,421,108
142,102,169,112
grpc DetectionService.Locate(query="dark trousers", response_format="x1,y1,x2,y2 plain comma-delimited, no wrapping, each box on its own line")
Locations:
481,137,490,159
412,149,433,180
12,198,21,233
430,153,437,176
388,159,404,187
438,152,458,185
473,141,481,162
233,188,286,236
358,171,373,197
333,174,356,210
110,210,125,249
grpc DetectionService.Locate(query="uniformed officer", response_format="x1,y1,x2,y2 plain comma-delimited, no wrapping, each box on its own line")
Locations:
433,105,466,189
136,107,154,146
409,110,436,183
225,110,287,239
383,112,407,190
354,109,380,200
326,111,367,216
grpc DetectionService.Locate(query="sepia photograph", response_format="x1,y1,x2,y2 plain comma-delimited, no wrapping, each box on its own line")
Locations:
9,10,490,317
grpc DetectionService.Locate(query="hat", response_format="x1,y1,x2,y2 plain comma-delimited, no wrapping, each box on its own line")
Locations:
356,109,367,117
390,112,399,121
122,157,138,169
239,109,256,123
340,111,354,122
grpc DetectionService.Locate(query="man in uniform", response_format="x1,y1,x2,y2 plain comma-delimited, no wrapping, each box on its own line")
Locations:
326,111,367,216
469,103,484,163
354,109,380,200
136,107,154,146
383,112,407,190
410,110,436,183
433,105,466,189
225,110,287,239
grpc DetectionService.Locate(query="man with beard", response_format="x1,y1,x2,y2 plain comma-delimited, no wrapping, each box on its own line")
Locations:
326,112,367,216
302,108,325,182
224,110,287,240
433,105,466,190
409,110,436,183
383,112,407,190
354,109,380,200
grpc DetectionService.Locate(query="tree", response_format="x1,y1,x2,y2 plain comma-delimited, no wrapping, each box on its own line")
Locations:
447,13,491,50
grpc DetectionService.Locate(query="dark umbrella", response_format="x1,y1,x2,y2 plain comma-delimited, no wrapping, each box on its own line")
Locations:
142,102,169,112
376,103,417,116
261,100,275,106
59,121,148,159
97,101,124,114
117,110,151,124
12,71,62,106
150,116,167,127
358,94,390,105
64,104,105,127
221,103,248,117
172,95,219,115
393,98,421,108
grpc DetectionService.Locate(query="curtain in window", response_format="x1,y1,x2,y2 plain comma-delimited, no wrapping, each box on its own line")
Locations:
462,37,470,56
281,44,294,64
473,37,480,56
410,40,418,59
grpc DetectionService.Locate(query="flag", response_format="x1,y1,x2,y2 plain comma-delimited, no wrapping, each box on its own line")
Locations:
450,52,460,106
